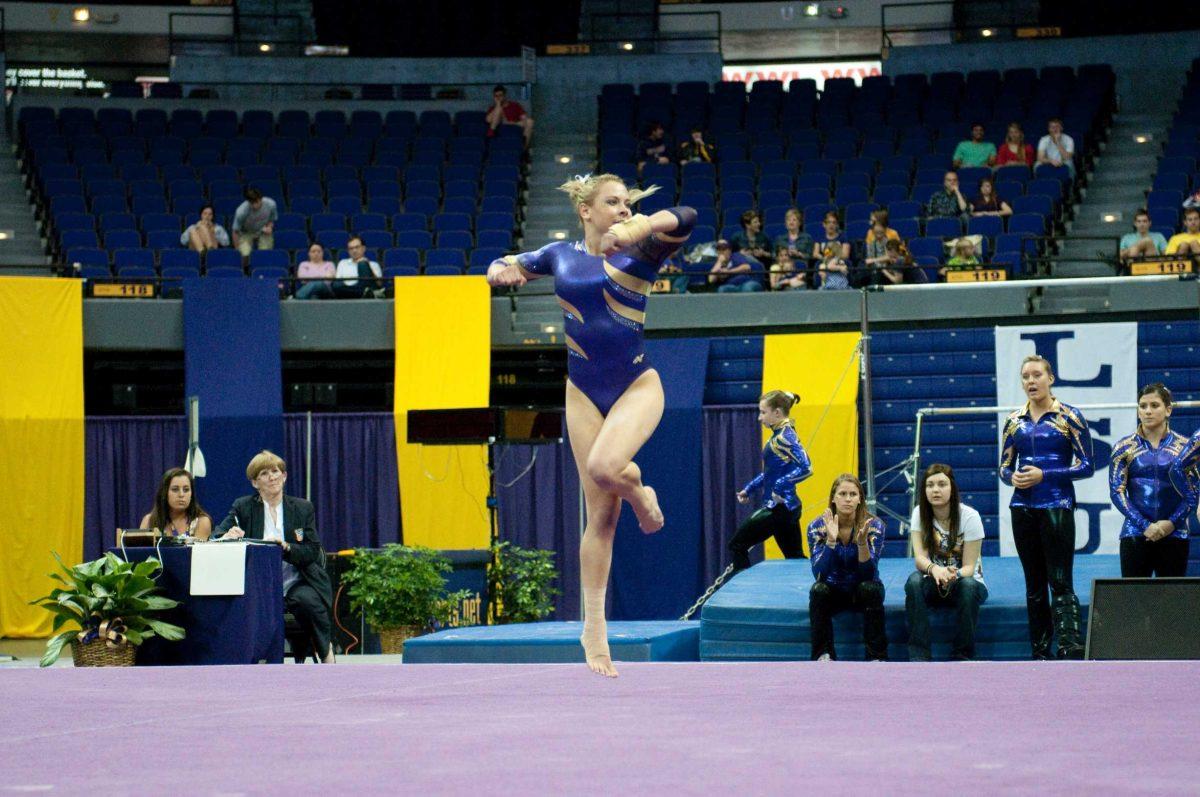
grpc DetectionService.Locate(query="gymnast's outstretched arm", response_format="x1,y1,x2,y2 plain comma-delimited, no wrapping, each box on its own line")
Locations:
601,206,697,256
486,240,561,287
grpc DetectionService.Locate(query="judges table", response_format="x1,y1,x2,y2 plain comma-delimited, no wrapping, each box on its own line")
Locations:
110,544,285,665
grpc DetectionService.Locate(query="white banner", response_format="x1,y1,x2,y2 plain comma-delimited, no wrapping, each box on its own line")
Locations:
994,323,1138,556
721,60,882,90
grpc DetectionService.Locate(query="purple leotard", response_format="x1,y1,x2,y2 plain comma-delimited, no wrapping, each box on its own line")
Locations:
500,218,690,415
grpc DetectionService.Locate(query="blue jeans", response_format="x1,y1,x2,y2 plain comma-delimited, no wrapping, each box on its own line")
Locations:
904,571,988,661
717,280,763,293
295,280,334,300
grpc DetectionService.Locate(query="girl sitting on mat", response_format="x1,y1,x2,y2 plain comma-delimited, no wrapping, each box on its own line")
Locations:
730,389,812,573
905,464,987,661
807,474,888,661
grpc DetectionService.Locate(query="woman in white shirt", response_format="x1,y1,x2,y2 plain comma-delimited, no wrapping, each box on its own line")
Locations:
905,463,988,661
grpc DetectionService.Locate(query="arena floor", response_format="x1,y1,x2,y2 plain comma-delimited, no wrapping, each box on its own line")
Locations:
2,661,1197,794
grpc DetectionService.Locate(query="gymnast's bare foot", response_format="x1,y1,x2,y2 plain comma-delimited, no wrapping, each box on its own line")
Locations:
581,634,619,678
585,649,619,678
636,485,664,534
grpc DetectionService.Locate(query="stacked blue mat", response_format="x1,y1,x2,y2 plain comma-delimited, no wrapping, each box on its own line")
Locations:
404,621,700,664
700,556,1121,661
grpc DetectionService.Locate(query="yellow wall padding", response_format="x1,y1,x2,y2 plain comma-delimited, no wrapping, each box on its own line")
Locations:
760,332,861,558
0,278,84,637
393,277,492,550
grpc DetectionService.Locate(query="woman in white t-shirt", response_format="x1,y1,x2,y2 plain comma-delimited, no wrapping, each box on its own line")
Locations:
905,463,988,661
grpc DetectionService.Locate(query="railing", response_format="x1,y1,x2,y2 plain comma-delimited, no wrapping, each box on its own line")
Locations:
168,11,306,58
581,11,722,55
880,0,1062,55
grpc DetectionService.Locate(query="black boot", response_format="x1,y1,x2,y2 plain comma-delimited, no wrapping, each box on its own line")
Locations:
1026,593,1052,660
1052,593,1084,659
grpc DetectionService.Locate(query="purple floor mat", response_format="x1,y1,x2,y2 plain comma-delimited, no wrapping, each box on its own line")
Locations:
3,661,1198,794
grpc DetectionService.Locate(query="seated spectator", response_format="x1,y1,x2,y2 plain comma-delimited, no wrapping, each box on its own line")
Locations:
333,236,383,298
708,239,764,293
1166,207,1200,257
138,467,212,541
182,204,230,253
1119,209,1168,264
807,474,888,661
773,208,815,287
864,222,927,286
485,84,533,147
1036,117,1075,176
970,177,1012,217
215,450,335,664
928,171,969,220
945,238,981,275
652,249,689,294
813,211,852,290
905,464,988,662
885,238,928,284
730,210,773,266
233,187,278,259
865,209,899,244
996,122,1035,167
678,127,717,164
637,122,671,175
1184,189,1200,209
770,248,807,290
953,123,997,169
294,243,337,300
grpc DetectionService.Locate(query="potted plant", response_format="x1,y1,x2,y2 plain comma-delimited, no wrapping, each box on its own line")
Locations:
340,544,471,654
30,552,186,668
488,541,560,624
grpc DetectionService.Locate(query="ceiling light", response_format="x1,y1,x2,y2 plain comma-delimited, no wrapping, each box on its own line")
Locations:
1102,213,1118,223
259,43,273,53
804,3,820,16
620,42,634,51
558,155,572,164
981,28,994,38
1134,135,1149,144
551,230,568,240
543,325,558,333
72,7,90,22
0,231,11,240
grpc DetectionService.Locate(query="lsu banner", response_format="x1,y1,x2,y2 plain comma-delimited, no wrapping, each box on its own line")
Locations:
995,322,1137,555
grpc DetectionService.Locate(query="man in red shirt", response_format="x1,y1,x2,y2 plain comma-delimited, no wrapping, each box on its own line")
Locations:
486,84,533,148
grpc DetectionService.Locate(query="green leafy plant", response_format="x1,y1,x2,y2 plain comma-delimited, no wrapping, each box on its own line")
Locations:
340,544,471,632
488,541,560,624
30,552,185,667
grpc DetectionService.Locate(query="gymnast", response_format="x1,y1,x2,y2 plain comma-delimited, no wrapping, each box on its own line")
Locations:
730,390,812,573
486,174,695,677
1169,412,1200,550
999,355,1094,659
1108,383,1195,577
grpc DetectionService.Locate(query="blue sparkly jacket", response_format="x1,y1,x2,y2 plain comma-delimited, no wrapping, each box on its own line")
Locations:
808,514,886,589
741,419,812,512
1110,427,1195,540
1168,428,1200,535
999,400,1094,510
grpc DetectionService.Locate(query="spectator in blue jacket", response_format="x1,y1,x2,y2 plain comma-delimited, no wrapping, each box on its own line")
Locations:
708,239,765,292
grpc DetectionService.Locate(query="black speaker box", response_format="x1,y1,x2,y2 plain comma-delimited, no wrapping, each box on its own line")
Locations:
1085,578,1200,660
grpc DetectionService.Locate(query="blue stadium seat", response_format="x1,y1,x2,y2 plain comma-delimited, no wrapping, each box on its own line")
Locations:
274,229,309,251
104,230,142,250
925,217,962,238
384,248,421,269
249,249,290,270
205,249,243,270
397,230,433,250
113,248,155,270
316,229,349,250
161,250,201,272
360,230,394,250
146,230,181,250
967,215,1003,239
476,230,512,250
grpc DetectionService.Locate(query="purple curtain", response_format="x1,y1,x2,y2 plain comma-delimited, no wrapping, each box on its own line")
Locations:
281,412,401,552
494,442,581,620
84,416,189,561
700,406,763,586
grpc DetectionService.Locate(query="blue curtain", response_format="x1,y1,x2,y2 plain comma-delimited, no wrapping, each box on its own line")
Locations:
700,406,763,585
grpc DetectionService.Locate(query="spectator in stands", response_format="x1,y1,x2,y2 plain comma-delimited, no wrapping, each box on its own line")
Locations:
1166,207,1200,256
865,209,899,245
294,243,337,300
1000,355,1094,659
1111,383,1195,578
333,236,383,298
652,249,689,294
970,177,1012,218
774,208,814,286
952,123,997,169
996,122,1035,168
769,249,807,290
863,216,898,283
182,204,230,253
637,122,671,175
813,211,852,290
1119,209,1168,264
1184,189,1200,209
905,464,987,661
927,171,969,221
232,187,278,259
708,239,764,292
1036,118,1075,176
138,467,212,541
945,238,981,274
730,210,773,266
807,474,888,661
678,127,717,164
485,84,533,147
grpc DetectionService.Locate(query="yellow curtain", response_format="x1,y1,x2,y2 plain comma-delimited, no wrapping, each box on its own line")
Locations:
760,332,861,558
393,277,492,550
0,278,84,637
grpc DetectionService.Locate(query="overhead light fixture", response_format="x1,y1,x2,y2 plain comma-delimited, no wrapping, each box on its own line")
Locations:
827,5,847,19
620,42,634,51
543,325,559,334
981,28,994,38
558,155,572,164
259,43,273,53
0,231,12,240
804,3,820,17
1134,134,1150,144
1102,213,1119,223
72,7,90,22
551,230,568,240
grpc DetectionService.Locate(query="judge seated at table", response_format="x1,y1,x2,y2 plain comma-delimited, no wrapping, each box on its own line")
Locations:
139,467,212,540
215,450,335,663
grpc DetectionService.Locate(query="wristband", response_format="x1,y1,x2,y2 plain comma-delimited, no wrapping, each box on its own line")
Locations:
609,214,653,247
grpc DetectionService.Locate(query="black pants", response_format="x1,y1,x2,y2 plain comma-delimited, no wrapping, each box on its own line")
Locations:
809,580,888,660
285,582,332,661
1120,535,1189,578
904,571,989,661
1011,507,1083,659
728,504,803,573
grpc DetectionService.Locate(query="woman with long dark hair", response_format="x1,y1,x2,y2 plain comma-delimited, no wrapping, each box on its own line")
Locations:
139,467,212,540
730,389,812,572
807,474,887,661
1111,383,1195,577
999,355,1094,659
905,464,988,661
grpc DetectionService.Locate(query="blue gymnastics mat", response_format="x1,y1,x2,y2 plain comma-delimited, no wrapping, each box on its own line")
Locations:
700,556,1121,662
403,621,700,664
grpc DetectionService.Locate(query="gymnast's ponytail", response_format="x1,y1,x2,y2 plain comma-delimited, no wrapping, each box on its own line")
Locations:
761,389,800,414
